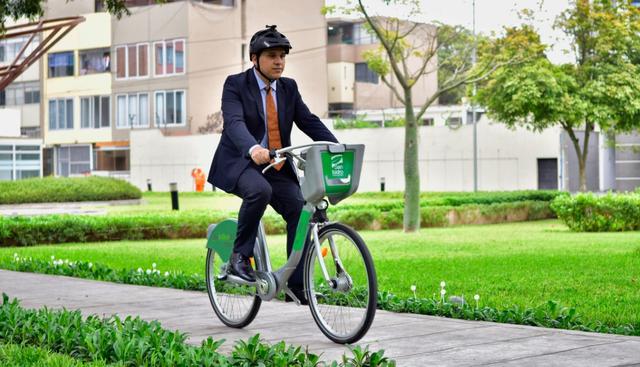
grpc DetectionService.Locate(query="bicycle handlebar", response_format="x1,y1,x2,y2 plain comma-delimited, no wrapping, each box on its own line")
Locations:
261,141,341,174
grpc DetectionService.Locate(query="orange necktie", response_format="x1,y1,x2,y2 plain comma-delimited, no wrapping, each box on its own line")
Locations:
266,85,284,171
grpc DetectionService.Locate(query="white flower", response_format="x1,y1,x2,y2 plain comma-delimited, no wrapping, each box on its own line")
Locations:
152,263,157,269
410,285,416,292
137,268,143,273
440,281,446,288
88,263,93,268
64,259,69,264
13,253,18,258
146,269,152,275
164,272,169,277
154,270,160,274
50,255,55,260
474,294,480,301
440,289,447,296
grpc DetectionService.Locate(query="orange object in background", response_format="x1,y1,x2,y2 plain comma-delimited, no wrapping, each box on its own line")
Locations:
191,168,206,192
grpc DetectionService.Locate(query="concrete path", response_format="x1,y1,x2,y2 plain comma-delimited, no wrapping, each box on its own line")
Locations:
1,269,639,366
0,199,141,216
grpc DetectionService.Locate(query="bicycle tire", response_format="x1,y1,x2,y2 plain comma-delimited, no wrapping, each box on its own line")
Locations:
304,222,377,344
205,248,261,328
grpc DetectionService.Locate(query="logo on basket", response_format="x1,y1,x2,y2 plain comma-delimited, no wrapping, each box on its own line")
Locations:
331,155,344,176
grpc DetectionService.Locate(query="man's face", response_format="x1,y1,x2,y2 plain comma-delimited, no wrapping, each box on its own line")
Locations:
252,47,286,80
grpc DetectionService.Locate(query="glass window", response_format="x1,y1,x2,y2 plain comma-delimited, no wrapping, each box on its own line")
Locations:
116,47,126,78
49,100,56,129
355,63,378,84
66,99,73,129
117,95,127,128
128,45,137,77
166,91,175,124
79,48,110,75
101,96,110,128
138,44,148,77
166,43,174,74
155,42,164,75
48,51,74,78
0,45,4,62
128,94,138,127
139,94,149,127
175,40,184,73
176,91,184,124
81,97,91,128
155,92,164,125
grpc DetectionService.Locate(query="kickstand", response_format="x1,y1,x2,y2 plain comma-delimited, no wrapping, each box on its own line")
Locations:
284,288,303,306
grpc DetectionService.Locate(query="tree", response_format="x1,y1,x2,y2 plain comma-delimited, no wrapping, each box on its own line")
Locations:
326,0,528,232
0,0,135,31
476,0,640,192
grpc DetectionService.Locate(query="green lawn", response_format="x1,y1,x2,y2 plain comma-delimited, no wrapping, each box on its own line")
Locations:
3,220,640,327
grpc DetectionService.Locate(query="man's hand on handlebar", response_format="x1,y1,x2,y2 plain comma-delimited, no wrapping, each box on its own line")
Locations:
251,147,272,165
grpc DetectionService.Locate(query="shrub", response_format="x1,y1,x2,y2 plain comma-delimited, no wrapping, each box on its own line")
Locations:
0,176,141,204
0,343,116,367
551,193,640,231
0,294,394,367
0,211,232,247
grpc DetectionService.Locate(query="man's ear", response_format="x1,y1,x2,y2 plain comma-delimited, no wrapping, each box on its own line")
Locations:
250,54,258,65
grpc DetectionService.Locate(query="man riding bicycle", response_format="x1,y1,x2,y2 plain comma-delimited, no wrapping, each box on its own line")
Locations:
207,25,338,304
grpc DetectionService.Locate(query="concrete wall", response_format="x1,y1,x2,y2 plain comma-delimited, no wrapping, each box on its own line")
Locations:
0,110,21,137
615,132,640,192
130,116,561,192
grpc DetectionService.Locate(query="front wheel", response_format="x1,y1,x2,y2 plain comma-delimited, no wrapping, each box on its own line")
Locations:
304,223,377,344
205,248,261,328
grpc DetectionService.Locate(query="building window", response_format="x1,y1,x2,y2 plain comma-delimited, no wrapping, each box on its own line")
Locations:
353,23,376,45
48,99,74,130
81,96,110,129
0,82,39,106
154,39,185,76
95,148,130,171
0,37,39,63
155,90,186,126
355,63,378,84
116,93,149,128
79,48,111,75
115,43,149,79
0,144,41,181
423,118,434,126
56,145,91,176
48,51,75,78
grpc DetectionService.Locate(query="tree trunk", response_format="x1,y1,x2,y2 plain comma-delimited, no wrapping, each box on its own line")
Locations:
565,125,588,192
403,88,421,232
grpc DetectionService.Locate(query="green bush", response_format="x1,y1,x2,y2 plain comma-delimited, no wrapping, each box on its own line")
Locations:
0,294,394,367
0,199,556,246
551,193,640,231
0,176,141,204
0,343,117,367
333,115,379,129
0,211,232,247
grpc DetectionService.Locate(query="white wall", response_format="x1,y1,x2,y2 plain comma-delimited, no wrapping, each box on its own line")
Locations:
0,109,21,137
130,117,561,192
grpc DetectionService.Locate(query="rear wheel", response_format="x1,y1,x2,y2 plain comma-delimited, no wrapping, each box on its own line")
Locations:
205,248,261,328
304,223,377,344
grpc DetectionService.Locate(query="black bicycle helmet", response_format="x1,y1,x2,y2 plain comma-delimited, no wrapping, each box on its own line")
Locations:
249,25,292,57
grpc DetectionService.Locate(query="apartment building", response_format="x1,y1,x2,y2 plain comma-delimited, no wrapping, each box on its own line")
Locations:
326,17,438,119
0,20,43,181
39,0,327,179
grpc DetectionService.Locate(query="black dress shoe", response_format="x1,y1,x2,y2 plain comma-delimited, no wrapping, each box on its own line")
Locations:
285,287,308,305
228,252,256,282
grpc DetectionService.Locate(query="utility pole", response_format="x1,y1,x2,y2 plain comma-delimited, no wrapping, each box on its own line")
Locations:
472,0,478,192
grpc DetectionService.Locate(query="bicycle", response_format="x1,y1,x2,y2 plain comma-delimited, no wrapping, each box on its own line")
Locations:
204,141,377,344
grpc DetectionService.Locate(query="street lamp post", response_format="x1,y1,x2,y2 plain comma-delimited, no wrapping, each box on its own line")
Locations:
472,0,478,192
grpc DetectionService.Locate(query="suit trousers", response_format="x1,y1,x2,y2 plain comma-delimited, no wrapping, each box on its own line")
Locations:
230,161,307,287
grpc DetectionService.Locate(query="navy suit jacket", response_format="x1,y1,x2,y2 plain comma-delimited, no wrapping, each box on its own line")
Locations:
208,68,338,192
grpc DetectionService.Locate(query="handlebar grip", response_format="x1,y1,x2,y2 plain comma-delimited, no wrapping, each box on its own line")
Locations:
269,150,276,159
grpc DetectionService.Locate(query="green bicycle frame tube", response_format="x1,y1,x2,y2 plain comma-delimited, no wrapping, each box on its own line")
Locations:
273,202,315,291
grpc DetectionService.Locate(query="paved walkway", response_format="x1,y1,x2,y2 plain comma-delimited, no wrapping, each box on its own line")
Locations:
0,199,141,216
1,270,639,366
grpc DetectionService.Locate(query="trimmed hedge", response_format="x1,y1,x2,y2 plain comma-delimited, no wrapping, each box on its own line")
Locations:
0,201,555,247
0,176,141,204
551,193,640,232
